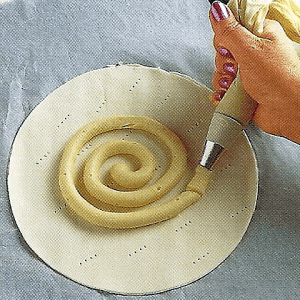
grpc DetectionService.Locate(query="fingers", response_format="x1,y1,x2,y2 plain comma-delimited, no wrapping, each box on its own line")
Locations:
213,52,237,88
209,2,259,63
211,90,225,106
211,51,237,106
209,1,259,106
211,48,238,105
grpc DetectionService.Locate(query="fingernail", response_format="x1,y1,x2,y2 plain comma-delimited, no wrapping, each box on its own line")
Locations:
219,77,230,89
217,47,233,58
213,90,226,103
211,1,229,22
223,63,236,75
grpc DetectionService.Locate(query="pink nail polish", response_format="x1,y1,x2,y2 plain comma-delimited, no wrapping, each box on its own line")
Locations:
211,1,229,22
217,47,233,58
223,63,236,75
219,77,230,89
213,90,226,102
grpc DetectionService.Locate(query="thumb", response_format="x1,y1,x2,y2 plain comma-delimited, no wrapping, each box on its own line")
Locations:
209,1,259,61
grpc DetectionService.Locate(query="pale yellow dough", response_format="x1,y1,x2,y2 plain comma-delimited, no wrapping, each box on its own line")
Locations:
59,115,211,229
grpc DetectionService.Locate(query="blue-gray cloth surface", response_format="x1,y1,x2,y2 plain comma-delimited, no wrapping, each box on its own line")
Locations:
0,0,299,299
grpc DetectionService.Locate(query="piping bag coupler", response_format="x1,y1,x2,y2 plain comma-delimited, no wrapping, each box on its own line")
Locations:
200,71,257,170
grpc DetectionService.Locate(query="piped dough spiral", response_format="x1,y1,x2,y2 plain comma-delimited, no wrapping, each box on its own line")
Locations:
59,116,211,229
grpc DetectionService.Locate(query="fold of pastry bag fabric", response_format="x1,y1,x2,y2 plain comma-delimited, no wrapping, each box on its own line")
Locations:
228,0,300,43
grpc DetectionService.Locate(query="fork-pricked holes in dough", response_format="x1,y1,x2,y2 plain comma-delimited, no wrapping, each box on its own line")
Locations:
220,163,232,172
57,114,71,128
96,100,107,113
192,252,210,265
121,129,133,141
76,143,93,156
128,245,147,258
230,206,249,219
129,78,141,92
35,151,51,165
157,95,170,109
36,114,71,164
54,202,67,214
186,121,201,134
175,220,192,232
79,253,98,266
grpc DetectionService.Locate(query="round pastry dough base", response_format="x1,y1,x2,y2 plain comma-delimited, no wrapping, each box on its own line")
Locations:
8,64,258,295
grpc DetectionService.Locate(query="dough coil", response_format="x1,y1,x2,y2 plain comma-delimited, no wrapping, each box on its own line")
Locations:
59,115,211,229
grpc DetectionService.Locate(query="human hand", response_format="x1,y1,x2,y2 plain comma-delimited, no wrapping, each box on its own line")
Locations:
209,1,300,144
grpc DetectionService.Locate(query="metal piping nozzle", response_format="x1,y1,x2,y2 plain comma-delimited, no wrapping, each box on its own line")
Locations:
200,140,224,170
